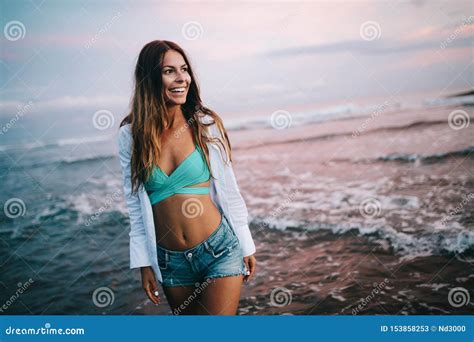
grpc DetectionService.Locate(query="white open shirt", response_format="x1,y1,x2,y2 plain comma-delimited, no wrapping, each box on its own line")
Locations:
117,114,256,284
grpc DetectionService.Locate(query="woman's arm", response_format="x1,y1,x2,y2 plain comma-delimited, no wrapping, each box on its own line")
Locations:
210,122,256,257
117,125,153,269
222,157,256,257
219,139,257,282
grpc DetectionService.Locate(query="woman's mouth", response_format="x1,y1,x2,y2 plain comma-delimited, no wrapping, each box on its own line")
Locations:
169,87,186,95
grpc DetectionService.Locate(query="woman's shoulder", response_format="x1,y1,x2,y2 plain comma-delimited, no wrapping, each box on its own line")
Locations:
119,123,133,137
119,122,131,132
117,123,132,149
197,113,220,137
197,112,215,126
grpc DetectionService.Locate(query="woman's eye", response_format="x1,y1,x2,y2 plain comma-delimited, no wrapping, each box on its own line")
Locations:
163,68,187,74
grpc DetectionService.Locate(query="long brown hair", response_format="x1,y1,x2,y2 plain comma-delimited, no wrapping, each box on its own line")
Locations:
119,40,232,196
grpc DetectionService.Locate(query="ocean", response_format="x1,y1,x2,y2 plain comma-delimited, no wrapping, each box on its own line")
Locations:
1,91,473,315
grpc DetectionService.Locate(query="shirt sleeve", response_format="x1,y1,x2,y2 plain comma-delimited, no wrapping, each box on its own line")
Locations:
212,123,256,257
117,125,153,268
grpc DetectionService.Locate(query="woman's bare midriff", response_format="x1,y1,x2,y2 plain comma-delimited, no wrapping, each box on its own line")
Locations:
151,180,222,251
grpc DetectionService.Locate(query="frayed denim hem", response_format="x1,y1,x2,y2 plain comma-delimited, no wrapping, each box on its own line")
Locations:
205,271,247,281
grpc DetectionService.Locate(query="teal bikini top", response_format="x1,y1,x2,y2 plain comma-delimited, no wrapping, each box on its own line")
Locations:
144,144,210,205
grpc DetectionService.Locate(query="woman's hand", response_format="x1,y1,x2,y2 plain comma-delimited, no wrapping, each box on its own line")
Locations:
243,254,256,283
141,266,161,304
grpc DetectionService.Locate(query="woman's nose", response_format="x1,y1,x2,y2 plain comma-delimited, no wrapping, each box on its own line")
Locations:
175,70,187,81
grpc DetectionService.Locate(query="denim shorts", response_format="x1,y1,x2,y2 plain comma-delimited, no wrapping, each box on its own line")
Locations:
156,213,248,287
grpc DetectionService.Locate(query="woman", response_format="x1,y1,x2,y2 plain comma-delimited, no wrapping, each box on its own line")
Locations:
117,40,257,315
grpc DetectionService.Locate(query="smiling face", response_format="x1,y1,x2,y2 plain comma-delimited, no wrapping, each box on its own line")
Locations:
161,50,192,106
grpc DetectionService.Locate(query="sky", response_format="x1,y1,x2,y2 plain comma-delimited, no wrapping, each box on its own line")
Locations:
0,0,472,142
